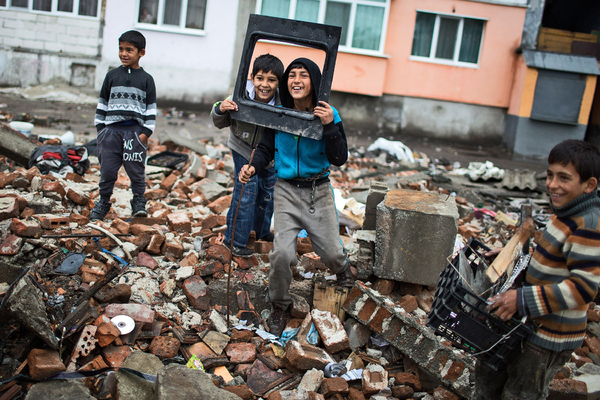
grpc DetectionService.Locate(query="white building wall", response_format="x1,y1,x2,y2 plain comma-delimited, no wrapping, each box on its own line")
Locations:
99,0,240,105
0,9,101,86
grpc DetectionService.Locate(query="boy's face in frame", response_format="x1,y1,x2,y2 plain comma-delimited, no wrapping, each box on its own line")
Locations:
119,41,145,69
287,67,313,104
251,69,279,104
546,161,598,208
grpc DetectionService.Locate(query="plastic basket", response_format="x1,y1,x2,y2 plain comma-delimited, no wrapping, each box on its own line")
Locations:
147,151,188,168
426,238,533,370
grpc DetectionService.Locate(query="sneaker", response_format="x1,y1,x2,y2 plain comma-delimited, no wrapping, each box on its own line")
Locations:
223,240,253,258
259,232,274,242
90,200,111,221
268,303,289,337
336,264,355,288
131,195,147,217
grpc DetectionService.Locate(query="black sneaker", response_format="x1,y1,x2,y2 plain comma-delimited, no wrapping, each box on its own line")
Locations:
223,240,253,258
336,264,355,288
131,195,147,217
259,232,274,242
90,200,111,221
268,303,289,337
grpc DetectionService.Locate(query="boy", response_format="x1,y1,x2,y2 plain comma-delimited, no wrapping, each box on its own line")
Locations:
91,30,156,220
475,139,600,399
211,54,284,257
239,58,354,336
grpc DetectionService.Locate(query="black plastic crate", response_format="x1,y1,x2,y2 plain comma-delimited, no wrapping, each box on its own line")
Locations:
147,151,188,168
426,238,533,370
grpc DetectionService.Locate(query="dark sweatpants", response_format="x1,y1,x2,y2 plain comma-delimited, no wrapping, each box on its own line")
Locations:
97,124,147,199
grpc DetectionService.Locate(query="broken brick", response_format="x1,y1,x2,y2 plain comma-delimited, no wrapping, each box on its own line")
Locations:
66,188,90,205
311,309,349,354
10,217,42,237
0,233,23,255
183,275,211,310
135,251,159,269
104,303,155,328
224,342,257,364
196,259,223,276
284,340,334,370
432,387,461,400
149,336,181,359
162,239,184,259
160,172,179,192
27,349,66,380
146,234,165,255
167,212,192,233
224,385,254,400
396,295,418,314
394,373,421,391
95,322,121,347
111,218,131,234
42,181,66,199
319,377,348,397
0,197,19,221
362,364,388,395
207,195,232,215
373,278,396,295
206,244,231,265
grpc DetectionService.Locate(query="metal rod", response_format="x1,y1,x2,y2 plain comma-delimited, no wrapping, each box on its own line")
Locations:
42,234,131,238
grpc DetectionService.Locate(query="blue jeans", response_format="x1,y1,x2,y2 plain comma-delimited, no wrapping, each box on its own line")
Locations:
225,149,276,247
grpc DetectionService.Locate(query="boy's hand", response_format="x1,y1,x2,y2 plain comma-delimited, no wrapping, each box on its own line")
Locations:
139,133,149,147
219,99,238,113
487,290,517,321
314,101,333,125
239,165,255,183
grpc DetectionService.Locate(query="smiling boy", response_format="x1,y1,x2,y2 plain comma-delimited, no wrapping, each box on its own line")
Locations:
475,140,600,399
212,54,284,257
92,30,156,220
239,57,354,336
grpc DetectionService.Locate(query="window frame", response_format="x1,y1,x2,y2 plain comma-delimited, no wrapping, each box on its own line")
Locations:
134,0,207,36
255,0,390,56
409,10,486,69
5,0,101,19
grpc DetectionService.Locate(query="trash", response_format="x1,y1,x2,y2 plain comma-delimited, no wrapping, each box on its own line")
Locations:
147,150,188,168
9,121,34,136
110,315,135,335
54,252,86,274
367,137,415,163
324,361,347,377
186,354,205,371
29,144,90,176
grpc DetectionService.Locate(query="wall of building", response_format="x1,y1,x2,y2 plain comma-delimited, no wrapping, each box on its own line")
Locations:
99,0,239,106
0,10,101,87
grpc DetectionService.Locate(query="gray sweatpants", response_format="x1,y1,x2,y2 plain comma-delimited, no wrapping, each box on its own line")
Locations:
268,179,348,308
97,124,147,199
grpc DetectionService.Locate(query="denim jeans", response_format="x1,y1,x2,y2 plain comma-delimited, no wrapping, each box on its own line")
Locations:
225,149,276,247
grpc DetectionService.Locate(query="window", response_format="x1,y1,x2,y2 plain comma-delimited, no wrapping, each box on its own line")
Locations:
137,0,206,32
257,0,390,53
411,11,485,66
530,70,586,125
7,0,99,16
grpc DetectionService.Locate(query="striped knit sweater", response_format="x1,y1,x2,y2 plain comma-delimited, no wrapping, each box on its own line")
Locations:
94,65,157,137
518,191,600,351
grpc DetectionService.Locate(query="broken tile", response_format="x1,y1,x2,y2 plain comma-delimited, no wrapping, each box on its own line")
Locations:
200,330,230,355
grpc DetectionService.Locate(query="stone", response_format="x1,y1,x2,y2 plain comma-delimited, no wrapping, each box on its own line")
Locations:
155,364,243,399
291,293,310,319
25,380,94,400
10,217,42,237
284,340,335,370
298,368,324,393
27,349,66,380
200,330,230,355
117,351,164,400
225,342,257,364
149,336,181,359
374,189,458,286
311,309,350,354
0,197,19,221
391,385,414,400
184,275,211,310
210,308,229,334
197,178,228,202
362,364,388,395
224,385,254,400
319,377,348,397
268,389,311,400
27,198,55,214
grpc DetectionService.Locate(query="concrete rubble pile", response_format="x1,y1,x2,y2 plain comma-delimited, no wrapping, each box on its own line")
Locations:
0,126,599,400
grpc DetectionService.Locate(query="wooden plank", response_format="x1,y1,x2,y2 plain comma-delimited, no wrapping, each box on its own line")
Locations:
486,216,535,283
312,285,350,320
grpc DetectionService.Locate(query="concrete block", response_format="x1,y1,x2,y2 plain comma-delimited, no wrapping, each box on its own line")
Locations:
342,282,473,399
197,178,228,202
363,181,389,230
374,189,458,286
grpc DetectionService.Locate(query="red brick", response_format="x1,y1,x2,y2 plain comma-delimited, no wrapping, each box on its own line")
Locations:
79,355,109,371
396,295,418,313
362,365,388,395
189,189,208,206
196,259,223,276
394,373,421,391
69,213,89,226
399,282,423,295
301,252,326,271
42,181,66,199
145,188,168,200
180,252,199,267
0,233,23,255
391,385,414,400
104,303,155,328
162,239,184,259
0,193,27,210
206,244,232,265
35,214,69,229
588,308,600,323
254,240,274,254
441,360,465,382
64,171,85,182
95,322,121,347
149,336,181,359
548,378,588,400
230,329,254,343
167,213,192,233
348,387,367,400
369,305,393,333
225,342,257,364
183,275,211,310
0,172,18,188
224,385,253,400
584,335,600,358
0,197,19,221
27,349,66,380
111,218,130,234
310,309,349,354
146,234,165,255
160,172,179,192
10,217,42,237
66,188,89,206
94,283,131,303
207,195,232,214
433,387,461,400
373,278,396,295
297,237,313,255
319,377,348,397
202,214,226,230
357,297,378,323
130,224,158,236
415,290,434,313
284,340,334,370
26,167,42,181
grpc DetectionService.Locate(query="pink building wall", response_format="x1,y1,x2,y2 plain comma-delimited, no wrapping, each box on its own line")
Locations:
255,0,526,108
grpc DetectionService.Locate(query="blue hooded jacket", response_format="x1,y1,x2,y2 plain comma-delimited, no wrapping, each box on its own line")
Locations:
251,58,348,185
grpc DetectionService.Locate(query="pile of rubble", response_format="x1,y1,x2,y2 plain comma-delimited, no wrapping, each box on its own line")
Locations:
0,123,599,400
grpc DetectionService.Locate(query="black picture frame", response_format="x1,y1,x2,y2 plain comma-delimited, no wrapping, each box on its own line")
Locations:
230,14,341,140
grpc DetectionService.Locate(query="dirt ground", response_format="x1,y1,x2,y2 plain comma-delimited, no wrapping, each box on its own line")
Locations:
0,83,547,174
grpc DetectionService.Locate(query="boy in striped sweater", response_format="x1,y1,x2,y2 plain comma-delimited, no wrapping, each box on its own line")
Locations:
475,139,600,399
92,30,157,220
